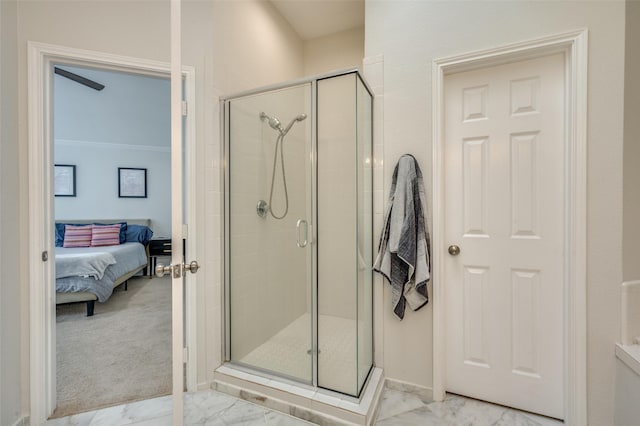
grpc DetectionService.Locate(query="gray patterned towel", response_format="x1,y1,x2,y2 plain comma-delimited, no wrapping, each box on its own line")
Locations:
373,154,431,320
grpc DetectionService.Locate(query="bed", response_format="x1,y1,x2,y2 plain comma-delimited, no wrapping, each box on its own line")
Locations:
55,219,153,316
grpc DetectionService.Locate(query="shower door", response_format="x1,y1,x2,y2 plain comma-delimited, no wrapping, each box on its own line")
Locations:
225,83,314,383
225,71,374,397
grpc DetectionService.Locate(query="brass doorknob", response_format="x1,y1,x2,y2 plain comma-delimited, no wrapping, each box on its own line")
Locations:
448,245,461,256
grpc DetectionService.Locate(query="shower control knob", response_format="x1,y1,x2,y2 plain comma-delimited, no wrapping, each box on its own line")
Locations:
448,245,461,256
256,200,268,218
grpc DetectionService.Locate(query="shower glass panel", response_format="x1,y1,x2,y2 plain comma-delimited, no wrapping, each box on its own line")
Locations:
356,76,374,393
227,83,313,383
317,73,373,396
224,70,373,398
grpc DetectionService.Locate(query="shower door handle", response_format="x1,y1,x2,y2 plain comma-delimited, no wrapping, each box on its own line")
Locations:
296,219,308,248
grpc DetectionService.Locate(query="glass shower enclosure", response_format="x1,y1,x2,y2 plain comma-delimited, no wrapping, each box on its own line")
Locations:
223,70,373,397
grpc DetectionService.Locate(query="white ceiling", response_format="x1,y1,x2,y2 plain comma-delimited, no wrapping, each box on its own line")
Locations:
270,0,365,41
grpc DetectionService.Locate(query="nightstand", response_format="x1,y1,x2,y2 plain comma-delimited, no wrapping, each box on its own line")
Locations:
149,238,172,276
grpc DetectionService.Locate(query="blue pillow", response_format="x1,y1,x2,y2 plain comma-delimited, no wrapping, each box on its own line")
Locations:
125,225,154,246
55,222,128,246
55,223,66,247
95,222,127,244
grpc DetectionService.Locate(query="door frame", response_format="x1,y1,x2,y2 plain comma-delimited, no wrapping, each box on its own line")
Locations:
431,29,588,423
27,41,198,425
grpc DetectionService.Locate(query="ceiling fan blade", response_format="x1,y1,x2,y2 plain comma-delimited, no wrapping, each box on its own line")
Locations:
54,67,105,91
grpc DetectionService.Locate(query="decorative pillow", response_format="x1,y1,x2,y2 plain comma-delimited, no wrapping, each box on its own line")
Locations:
63,224,93,248
95,222,127,244
125,224,154,246
91,224,122,247
55,223,66,247
56,222,128,246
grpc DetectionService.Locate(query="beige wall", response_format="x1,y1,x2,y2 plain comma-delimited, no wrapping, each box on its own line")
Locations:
623,0,640,281
212,0,303,94
365,1,625,424
14,0,305,416
303,27,364,76
1,0,23,423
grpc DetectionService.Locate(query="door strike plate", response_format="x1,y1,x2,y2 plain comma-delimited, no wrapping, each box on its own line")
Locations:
173,266,182,279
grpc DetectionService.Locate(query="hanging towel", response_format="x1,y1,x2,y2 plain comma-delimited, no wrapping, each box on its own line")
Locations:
374,154,431,320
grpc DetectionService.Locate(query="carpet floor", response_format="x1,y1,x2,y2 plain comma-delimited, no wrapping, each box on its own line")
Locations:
53,276,172,418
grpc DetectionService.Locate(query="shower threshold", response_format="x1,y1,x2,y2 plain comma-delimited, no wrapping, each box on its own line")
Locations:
213,364,384,425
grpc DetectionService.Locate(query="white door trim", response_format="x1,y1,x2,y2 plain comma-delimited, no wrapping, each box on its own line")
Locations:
27,41,198,425
431,29,588,424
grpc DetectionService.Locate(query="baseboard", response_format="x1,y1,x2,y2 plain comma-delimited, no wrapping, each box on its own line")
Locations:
12,416,29,426
384,378,433,403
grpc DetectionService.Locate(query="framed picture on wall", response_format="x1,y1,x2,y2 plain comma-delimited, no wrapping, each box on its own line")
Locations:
118,167,147,198
54,164,76,197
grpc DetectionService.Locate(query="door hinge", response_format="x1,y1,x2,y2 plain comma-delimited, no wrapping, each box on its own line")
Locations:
182,101,188,116
183,347,189,363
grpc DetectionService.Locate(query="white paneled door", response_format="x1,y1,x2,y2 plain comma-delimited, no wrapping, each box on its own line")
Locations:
444,53,565,419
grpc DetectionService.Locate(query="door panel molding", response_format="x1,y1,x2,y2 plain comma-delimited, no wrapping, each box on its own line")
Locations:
432,29,587,424
27,41,197,425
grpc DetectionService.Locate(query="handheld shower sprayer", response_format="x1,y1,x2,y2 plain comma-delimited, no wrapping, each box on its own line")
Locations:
258,111,309,219
282,114,307,135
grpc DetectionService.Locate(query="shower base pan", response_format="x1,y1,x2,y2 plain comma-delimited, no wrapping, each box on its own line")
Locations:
213,364,384,425
238,313,369,394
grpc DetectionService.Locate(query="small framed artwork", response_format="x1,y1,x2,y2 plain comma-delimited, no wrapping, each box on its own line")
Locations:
54,164,76,197
118,167,147,198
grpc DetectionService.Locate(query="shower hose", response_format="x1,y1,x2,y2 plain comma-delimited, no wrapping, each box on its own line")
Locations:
268,132,288,219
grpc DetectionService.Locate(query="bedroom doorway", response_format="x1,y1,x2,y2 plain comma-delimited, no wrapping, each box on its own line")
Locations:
27,43,198,425
52,65,173,418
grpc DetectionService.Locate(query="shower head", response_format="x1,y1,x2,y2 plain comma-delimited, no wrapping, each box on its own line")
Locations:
260,112,285,134
261,111,307,136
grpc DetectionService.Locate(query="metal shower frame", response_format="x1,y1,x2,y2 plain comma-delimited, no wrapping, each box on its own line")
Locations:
220,68,374,399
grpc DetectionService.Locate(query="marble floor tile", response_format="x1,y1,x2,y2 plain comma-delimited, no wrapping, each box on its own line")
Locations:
46,384,563,426
376,406,448,426
46,390,312,426
89,396,172,426
183,391,240,424
375,388,428,421
375,390,564,426
519,412,564,426
45,409,97,426
129,415,173,426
